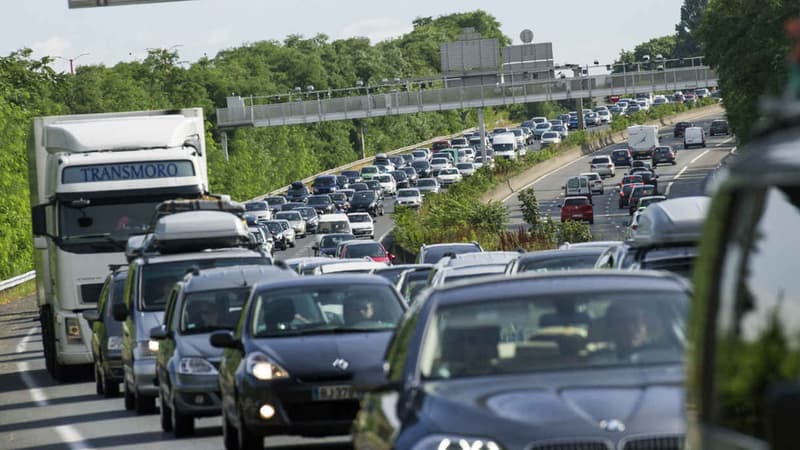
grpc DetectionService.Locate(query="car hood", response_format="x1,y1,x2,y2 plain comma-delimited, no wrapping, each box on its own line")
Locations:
421,365,684,439
351,199,376,207
250,330,394,381
136,311,165,340
176,333,224,358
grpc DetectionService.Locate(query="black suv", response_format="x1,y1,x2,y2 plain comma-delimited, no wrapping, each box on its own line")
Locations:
709,119,730,136
350,190,384,217
83,266,128,397
652,145,677,166
687,109,800,450
286,181,310,203
674,121,694,137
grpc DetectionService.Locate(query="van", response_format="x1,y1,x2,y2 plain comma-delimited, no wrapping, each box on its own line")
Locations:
564,175,592,203
683,126,706,148
491,133,518,160
317,213,351,234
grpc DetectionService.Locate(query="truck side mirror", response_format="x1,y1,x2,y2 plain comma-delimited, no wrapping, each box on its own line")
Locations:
31,205,47,236
82,309,100,324
112,303,128,321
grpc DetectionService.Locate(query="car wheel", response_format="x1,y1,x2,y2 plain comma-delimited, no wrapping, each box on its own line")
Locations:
589,219,594,224
290,240,296,248
684,144,688,149
124,381,135,411
672,160,677,165
600,189,604,195
103,370,120,398
238,417,263,450
135,390,156,414
172,403,195,437
223,409,239,450
95,363,104,395
618,202,624,209
160,389,173,432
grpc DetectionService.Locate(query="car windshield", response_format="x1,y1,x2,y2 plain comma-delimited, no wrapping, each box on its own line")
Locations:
366,181,381,189
493,143,514,151
330,193,346,201
263,222,282,234
180,288,249,334
591,157,609,164
623,176,643,184
431,158,447,165
345,243,385,258
418,179,437,187
250,284,404,336
352,191,376,202
519,254,600,272
245,202,268,212
296,208,316,219
266,197,285,206
639,197,665,207
362,167,378,174
275,211,301,221
320,234,354,248
141,258,269,311
412,161,430,169
348,214,371,223
542,132,558,139
440,169,458,175
400,269,433,303
422,244,481,264
535,123,550,129
398,190,419,198
456,164,473,170
308,196,329,205
418,291,687,380
59,197,163,242
564,198,590,206
315,177,335,186
287,186,307,194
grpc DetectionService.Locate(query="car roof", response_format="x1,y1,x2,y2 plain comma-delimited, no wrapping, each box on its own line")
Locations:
182,265,295,293
427,270,689,306
631,196,709,246
136,248,266,264
517,248,603,262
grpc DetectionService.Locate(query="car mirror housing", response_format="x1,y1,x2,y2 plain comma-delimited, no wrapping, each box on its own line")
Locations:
210,330,242,350
149,325,169,341
82,309,100,324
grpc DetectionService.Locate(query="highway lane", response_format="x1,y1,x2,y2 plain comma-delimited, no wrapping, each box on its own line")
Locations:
503,113,734,241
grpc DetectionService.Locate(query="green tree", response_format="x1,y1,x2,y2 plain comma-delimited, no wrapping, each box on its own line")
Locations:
675,0,708,57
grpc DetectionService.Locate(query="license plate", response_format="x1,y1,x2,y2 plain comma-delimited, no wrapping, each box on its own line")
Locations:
312,385,357,401
572,214,584,218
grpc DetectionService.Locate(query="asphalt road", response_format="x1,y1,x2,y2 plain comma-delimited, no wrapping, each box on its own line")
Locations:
0,118,724,450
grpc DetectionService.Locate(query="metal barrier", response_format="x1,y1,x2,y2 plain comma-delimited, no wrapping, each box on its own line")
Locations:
219,66,718,128
0,270,35,293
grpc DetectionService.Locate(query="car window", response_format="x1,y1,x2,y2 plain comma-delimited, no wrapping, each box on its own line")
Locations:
344,243,385,258
418,291,687,380
564,198,590,206
180,288,249,334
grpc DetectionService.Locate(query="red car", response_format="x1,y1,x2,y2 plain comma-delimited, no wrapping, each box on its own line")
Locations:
560,196,594,224
339,240,395,265
431,140,452,153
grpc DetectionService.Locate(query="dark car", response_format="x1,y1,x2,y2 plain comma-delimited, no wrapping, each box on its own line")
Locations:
687,110,799,450
371,264,431,286
260,220,291,250
401,166,418,186
264,196,287,214
335,175,349,190
416,242,483,264
709,119,730,136
328,192,349,212
151,266,296,437
312,175,338,195
395,266,434,304
411,160,432,178
652,145,677,166
294,206,319,234
350,182,369,193
364,179,385,200
505,248,603,274
632,169,659,190
352,271,691,450
285,181,310,203
349,190,384,217
618,182,643,208
83,266,128,397
628,184,658,215
611,148,633,167
389,170,410,189
431,140,451,152
212,275,406,449
313,233,355,257
618,174,643,189
389,155,405,169
306,195,336,215
673,121,694,137
340,170,361,184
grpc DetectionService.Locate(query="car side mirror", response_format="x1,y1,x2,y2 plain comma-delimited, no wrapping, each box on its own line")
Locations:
112,303,128,321
210,330,242,350
82,309,100,324
149,325,169,341
388,253,396,261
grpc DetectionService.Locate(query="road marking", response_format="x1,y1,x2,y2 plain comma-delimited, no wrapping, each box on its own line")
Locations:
665,182,675,197
17,326,88,450
689,149,711,165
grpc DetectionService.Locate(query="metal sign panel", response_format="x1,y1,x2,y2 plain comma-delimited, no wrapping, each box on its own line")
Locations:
440,38,500,74
502,43,554,64
69,0,191,8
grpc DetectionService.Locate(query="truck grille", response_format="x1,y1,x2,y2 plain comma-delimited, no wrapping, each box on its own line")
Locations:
621,435,684,450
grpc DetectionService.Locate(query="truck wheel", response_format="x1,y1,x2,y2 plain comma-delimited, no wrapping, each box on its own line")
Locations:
223,409,239,450
103,373,120,398
135,390,156,414
172,405,195,437
41,308,66,381
124,381,135,410
95,364,104,395
160,390,173,432
238,419,263,450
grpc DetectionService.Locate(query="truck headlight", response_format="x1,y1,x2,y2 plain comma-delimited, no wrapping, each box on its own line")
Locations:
246,352,289,381
412,435,502,450
65,317,82,344
107,336,122,351
178,357,218,375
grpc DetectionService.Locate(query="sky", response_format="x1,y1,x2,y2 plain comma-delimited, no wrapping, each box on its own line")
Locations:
3,0,685,77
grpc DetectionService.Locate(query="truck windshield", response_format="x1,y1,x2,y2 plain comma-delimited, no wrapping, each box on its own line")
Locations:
59,198,160,243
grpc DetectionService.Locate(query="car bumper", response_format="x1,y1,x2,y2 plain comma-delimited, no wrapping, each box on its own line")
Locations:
133,357,158,396
103,357,124,382
351,228,374,237
239,377,360,437
172,375,222,417
395,202,420,208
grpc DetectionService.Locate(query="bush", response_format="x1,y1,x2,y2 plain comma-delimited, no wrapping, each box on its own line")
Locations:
557,220,593,244
517,187,540,231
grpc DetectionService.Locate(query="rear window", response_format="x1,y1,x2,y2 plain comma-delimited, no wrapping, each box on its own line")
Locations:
564,198,590,206
592,157,609,164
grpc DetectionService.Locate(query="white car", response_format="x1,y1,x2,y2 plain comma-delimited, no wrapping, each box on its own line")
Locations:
347,212,374,239
462,148,475,162
375,174,397,196
551,125,569,139
437,168,462,186
540,131,561,147
395,188,423,208
274,210,307,237
589,155,616,178
416,178,441,196
429,157,451,175
456,162,476,177
411,149,428,161
580,172,605,195
597,109,612,123
473,156,495,170
273,219,296,246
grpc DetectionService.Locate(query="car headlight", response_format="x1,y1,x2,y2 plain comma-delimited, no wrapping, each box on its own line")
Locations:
246,352,290,381
107,336,122,351
178,357,218,375
411,435,502,450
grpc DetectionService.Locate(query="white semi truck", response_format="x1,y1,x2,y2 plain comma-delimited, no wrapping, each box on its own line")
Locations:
627,125,660,159
27,108,209,380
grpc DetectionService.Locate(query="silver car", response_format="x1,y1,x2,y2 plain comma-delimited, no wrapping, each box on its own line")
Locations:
274,210,306,237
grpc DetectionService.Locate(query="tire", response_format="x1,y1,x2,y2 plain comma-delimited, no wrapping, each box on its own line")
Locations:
589,219,594,225
135,389,156,414
289,241,295,248
223,409,239,450
672,161,677,165
238,419,263,450
95,364,104,395
160,390,173,432
172,403,195,437
102,369,120,398
684,144,688,149
124,381,135,411
42,309,66,381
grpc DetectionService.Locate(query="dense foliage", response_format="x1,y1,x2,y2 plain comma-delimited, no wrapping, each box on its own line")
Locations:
0,11,507,278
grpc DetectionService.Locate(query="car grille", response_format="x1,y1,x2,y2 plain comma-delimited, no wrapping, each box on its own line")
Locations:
284,400,360,423
621,435,684,450
527,440,612,450
296,373,352,383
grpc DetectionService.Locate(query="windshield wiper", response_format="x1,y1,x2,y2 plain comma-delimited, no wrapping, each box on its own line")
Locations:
254,325,391,338
61,233,127,251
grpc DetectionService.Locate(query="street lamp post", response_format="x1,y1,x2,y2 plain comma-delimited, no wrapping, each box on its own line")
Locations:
55,52,90,75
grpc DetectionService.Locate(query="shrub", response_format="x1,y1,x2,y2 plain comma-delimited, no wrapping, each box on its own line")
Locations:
557,220,593,244
517,187,540,231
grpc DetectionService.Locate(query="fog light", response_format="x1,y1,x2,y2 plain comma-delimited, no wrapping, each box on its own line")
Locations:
259,404,275,419
148,340,159,352
194,394,205,405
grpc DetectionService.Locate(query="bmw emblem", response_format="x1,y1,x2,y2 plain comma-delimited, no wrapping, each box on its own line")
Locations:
599,419,626,432
332,358,349,370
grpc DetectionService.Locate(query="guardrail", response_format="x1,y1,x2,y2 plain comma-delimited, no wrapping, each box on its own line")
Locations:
0,270,35,293
250,127,478,200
